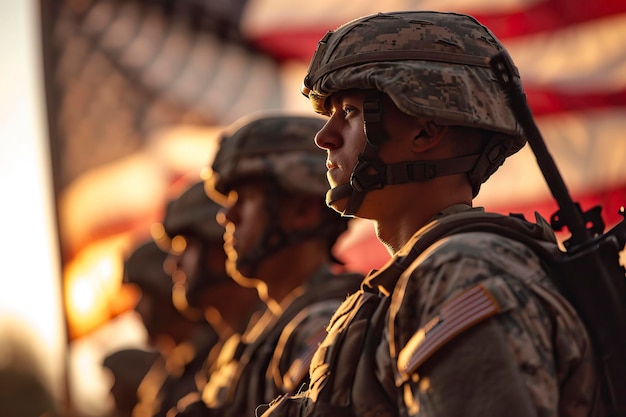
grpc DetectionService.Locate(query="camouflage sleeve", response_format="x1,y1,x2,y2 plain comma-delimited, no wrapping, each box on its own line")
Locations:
389,232,597,417
265,299,344,398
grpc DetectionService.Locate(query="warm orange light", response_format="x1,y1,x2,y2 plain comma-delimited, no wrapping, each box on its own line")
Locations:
63,236,134,339
151,222,170,251
170,235,187,255
68,276,99,317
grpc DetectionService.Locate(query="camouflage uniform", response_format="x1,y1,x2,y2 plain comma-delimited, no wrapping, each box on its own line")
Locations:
172,114,363,417
263,206,598,417
261,11,599,417
189,268,361,417
388,207,596,417
122,239,220,417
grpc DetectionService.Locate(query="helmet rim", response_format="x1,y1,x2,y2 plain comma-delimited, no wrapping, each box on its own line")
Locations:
302,10,527,154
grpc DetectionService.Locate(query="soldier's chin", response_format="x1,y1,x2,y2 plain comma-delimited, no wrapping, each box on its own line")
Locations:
325,185,352,216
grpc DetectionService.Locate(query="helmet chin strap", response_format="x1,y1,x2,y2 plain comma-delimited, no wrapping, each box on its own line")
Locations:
241,181,347,273
326,91,479,217
326,183,364,217
326,156,480,216
326,91,387,217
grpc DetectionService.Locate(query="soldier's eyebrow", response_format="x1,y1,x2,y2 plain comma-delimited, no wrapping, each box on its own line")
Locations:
328,90,361,109
327,92,344,105
324,94,343,114
334,89,362,101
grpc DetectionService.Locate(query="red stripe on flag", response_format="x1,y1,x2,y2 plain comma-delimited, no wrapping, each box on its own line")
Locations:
247,1,626,62
526,87,626,116
472,0,626,40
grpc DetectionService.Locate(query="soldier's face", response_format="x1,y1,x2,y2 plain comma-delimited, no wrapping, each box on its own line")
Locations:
314,90,368,213
165,232,232,310
221,180,268,276
134,292,180,342
314,90,422,217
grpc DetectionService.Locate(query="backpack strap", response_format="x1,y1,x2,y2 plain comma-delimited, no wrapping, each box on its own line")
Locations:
302,289,391,417
403,210,560,262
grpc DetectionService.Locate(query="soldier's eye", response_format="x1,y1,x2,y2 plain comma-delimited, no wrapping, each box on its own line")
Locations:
343,106,355,118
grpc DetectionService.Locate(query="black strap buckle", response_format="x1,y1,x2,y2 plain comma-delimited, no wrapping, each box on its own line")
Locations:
350,158,386,192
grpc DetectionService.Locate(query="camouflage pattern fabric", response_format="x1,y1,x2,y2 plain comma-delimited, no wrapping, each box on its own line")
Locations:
390,221,597,416
302,11,525,149
260,205,598,417
172,267,363,417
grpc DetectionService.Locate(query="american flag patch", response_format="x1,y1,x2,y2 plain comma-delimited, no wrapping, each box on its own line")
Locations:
397,284,501,380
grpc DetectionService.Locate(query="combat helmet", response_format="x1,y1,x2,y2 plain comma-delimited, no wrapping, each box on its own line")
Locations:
301,11,527,215
204,112,348,275
205,112,330,203
123,240,172,299
163,181,224,244
103,348,160,413
162,181,231,307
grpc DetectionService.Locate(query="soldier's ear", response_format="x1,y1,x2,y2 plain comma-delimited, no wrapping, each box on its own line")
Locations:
411,121,447,153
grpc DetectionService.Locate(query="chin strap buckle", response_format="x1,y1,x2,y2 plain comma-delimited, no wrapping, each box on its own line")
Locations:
350,157,386,192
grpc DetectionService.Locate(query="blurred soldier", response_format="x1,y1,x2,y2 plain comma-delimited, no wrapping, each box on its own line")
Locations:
262,10,599,417
123,240,203,356
174,113,363,417
122,239,213,417
102,348,160,417
162,181,262,342
134,181,262,417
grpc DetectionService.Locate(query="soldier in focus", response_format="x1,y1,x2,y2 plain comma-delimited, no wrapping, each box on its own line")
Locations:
174,113,363,417
134,181,263,417
262,11,600,417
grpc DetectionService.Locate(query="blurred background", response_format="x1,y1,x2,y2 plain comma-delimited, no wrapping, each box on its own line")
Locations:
1,0,625,415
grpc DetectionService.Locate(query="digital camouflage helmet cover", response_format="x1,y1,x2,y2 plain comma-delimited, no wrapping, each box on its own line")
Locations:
302,11,527,215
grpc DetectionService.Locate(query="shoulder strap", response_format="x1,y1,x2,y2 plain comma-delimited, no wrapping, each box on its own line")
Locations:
223,270,362,407
403,210,563,268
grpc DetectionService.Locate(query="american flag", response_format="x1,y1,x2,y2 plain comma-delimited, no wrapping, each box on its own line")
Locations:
37,1,626,413
43,0,626,335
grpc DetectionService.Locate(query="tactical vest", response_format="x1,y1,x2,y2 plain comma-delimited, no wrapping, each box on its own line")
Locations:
259,288,396,417
260,209,577,417
182,269,362,417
